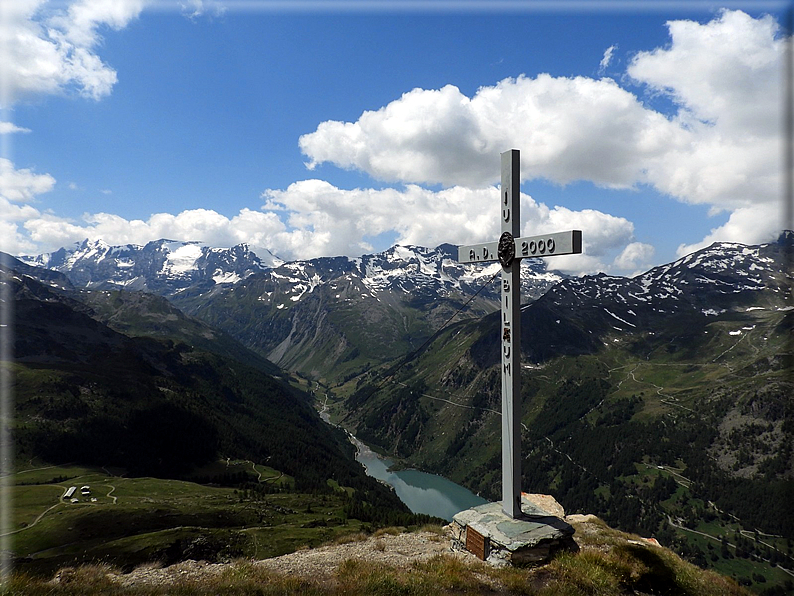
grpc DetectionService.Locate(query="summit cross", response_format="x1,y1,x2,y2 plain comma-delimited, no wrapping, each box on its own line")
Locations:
457,149,582,519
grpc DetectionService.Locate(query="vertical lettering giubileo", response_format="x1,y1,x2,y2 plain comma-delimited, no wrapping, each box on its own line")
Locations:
457,149,582,519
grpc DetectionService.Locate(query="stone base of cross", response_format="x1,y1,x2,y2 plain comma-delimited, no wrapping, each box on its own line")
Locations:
457,149,582,519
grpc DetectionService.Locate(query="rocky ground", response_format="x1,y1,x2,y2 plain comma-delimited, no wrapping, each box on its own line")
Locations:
48,498,648,590
102,529,463,589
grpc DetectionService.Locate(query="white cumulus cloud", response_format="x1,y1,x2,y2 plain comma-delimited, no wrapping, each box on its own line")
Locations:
613,241,655,272
0,197,43,254
262,180,632,271
11,180,632,275
0,0,146,106
626,9,786,252
21,206,288,260
675,203,782,257
299,10,786,252
0,158,56,202
0,156,53,254
300,75,683,190
627,9,783,211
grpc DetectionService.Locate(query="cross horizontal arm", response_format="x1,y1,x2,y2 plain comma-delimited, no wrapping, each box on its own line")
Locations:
457,241,499,263
457,230,582,264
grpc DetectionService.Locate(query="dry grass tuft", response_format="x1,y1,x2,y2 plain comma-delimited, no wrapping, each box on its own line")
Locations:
417,523,448,541
132,561,164,572
329,531,369,545
372,526,405,538
51,563,120,588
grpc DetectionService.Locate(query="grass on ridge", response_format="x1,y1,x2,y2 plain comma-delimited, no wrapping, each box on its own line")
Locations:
7,521,753,596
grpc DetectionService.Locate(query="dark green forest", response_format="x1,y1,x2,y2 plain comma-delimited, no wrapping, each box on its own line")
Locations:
10,271,416,518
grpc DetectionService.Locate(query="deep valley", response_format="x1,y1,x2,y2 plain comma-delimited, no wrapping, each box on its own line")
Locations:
3,232,792,593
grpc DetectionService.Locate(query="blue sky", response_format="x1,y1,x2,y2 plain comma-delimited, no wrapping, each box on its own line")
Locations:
0,1,790,275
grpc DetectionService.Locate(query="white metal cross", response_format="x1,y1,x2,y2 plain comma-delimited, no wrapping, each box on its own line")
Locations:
457,149,582,519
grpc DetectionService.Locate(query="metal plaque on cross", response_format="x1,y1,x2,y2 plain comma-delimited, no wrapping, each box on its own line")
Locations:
456,149,582,519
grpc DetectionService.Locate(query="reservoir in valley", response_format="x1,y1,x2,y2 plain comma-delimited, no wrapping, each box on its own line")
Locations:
352,437,487,521
318,399,486,520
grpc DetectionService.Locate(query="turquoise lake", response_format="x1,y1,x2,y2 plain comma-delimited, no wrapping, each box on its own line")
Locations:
352,438,487,521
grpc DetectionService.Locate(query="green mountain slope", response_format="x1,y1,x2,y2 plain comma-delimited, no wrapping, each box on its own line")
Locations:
78,287,282,376
178,263,497,384
341,237,793,592
6,260,439,573
10,269,352,486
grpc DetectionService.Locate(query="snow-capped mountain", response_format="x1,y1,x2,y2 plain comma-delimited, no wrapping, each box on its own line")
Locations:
243,243,566,308
13,232,792,384
20,239,567,307
21,233,790,381
171,243,568,377
18,239,569,379
539,234,789,334
20,239,282,295
472,231,792,366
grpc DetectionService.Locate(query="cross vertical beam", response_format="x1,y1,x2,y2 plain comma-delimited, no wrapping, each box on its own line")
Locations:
456,150,582,521
500,149,522,518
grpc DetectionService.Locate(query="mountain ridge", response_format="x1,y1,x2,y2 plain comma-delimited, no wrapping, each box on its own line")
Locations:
18,239,569,381
19,238,283,295
18,238,566,303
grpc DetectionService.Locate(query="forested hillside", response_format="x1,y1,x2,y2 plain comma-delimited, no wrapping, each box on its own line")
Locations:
5,258,438,574
340,235,793,592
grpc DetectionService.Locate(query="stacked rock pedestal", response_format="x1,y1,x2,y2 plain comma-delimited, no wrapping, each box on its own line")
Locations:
450,493,577,566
